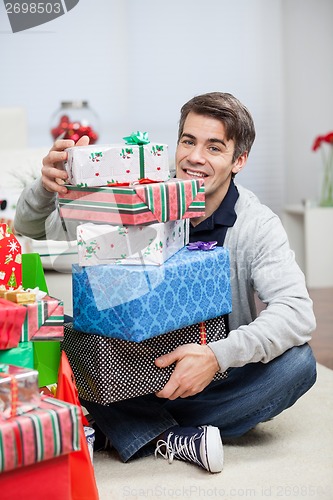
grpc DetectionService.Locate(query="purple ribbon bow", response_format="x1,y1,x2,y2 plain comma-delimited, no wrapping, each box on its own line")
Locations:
186,241,218,251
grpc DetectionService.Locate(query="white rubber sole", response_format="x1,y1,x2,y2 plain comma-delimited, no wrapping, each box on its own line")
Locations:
201,425,224,473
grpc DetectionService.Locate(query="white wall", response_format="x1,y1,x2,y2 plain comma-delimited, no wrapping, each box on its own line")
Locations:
282,0,333,205
0,0,332,214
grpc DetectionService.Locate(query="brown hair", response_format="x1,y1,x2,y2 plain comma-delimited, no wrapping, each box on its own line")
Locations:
178,92,256,162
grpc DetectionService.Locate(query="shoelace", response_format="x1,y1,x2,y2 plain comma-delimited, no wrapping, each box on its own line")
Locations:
155,431,203,467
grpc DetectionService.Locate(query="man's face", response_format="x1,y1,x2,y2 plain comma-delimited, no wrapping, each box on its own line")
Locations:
176,112,246,210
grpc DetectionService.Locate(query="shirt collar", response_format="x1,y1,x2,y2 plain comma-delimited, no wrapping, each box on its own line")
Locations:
191,179,239,232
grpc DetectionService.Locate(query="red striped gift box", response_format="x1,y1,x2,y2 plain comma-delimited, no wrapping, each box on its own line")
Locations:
20,296,64,342
0,298,27,349
58,178,205,226
0,396,80,473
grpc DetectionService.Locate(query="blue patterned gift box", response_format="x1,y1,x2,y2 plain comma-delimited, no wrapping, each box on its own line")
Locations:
72,246,231,342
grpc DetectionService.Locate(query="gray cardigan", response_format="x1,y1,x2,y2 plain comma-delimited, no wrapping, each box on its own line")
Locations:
14,180,316,372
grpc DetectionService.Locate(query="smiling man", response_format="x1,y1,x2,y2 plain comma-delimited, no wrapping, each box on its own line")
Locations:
14,92,317,474
176,108,247,220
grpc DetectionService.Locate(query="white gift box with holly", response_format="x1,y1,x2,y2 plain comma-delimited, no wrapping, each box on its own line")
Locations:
64,131,170,187
77,219,189,266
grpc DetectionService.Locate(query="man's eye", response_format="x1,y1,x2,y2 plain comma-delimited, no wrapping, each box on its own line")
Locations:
209,146,221,153
182,139,194,146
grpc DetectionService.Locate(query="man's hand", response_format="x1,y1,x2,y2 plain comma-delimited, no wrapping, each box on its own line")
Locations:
155,343,220,400
41,135,90,194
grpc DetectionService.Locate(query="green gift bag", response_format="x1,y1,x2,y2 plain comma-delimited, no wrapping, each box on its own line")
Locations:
33,341,61,386
22,253,61,386
22,253,49,293
0,341,34,368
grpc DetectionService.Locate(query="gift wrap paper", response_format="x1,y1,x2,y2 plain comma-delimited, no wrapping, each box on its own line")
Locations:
0,298,27,349
0,342,34,370
77,219,189,266
0,396,80,473
33,341,61,388
20,295,64,342
0,223,22,291
0,455,71,500
0,364,40,419
58,178,205,226
64,142,170,187
72,246,231,342
63,319,228,404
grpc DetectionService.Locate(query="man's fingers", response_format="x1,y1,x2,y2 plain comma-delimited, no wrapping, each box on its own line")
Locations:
75,135,90,146
42,177,68,194
42,150,67,168
52,139,75,152
155,379,180,400
155,350,179,368
40,135,90,194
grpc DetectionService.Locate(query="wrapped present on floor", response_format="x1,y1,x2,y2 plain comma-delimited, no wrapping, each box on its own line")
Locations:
1,289,36,303
77,219,189,267
0,396,80,473
0,298,27,349
72,245,231,342
5,290,64,342
63,319,228,404
16,294,64,343
0,364,40,419
58,178,205,226
64,131,170,187
0,286,64,343
0,223,22,291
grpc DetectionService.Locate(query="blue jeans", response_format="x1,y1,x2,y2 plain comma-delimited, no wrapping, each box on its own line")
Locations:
80,343,317,462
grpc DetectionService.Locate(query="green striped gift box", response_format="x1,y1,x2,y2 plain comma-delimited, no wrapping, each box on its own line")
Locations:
58,178,205,226
20,296,64,343
0,396,80,473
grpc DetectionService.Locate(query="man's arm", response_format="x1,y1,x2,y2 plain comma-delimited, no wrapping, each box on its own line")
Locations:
155,208,315,400
209,211,316,372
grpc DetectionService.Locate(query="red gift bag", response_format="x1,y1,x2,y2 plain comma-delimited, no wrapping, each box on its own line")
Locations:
0,455,71,500
56,351,99,500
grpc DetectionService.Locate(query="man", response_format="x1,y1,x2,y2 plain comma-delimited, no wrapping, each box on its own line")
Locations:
14,92,316,474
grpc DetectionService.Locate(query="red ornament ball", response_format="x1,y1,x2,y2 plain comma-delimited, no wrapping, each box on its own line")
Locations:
51,114,98,144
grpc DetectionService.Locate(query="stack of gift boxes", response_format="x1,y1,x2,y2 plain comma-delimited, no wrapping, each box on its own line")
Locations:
58,132,232,405
0,225,78,496
0,224,64,388
0,363,81,499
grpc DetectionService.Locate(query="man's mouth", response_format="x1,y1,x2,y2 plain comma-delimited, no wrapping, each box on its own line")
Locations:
184,169,208,178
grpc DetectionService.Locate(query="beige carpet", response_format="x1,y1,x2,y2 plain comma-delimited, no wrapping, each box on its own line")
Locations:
93,364,333,500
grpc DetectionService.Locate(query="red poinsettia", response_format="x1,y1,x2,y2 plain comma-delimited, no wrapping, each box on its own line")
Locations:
312,131,333,151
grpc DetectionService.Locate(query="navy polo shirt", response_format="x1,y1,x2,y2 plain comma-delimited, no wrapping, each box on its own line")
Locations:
189,179,239,247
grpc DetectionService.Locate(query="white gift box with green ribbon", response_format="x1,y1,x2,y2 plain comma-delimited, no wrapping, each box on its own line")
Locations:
64,131,170,187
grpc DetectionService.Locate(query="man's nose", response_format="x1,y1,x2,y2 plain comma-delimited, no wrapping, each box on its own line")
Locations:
187,145,206,164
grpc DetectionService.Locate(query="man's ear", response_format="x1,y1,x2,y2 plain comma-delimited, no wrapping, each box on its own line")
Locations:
231,151,248,175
